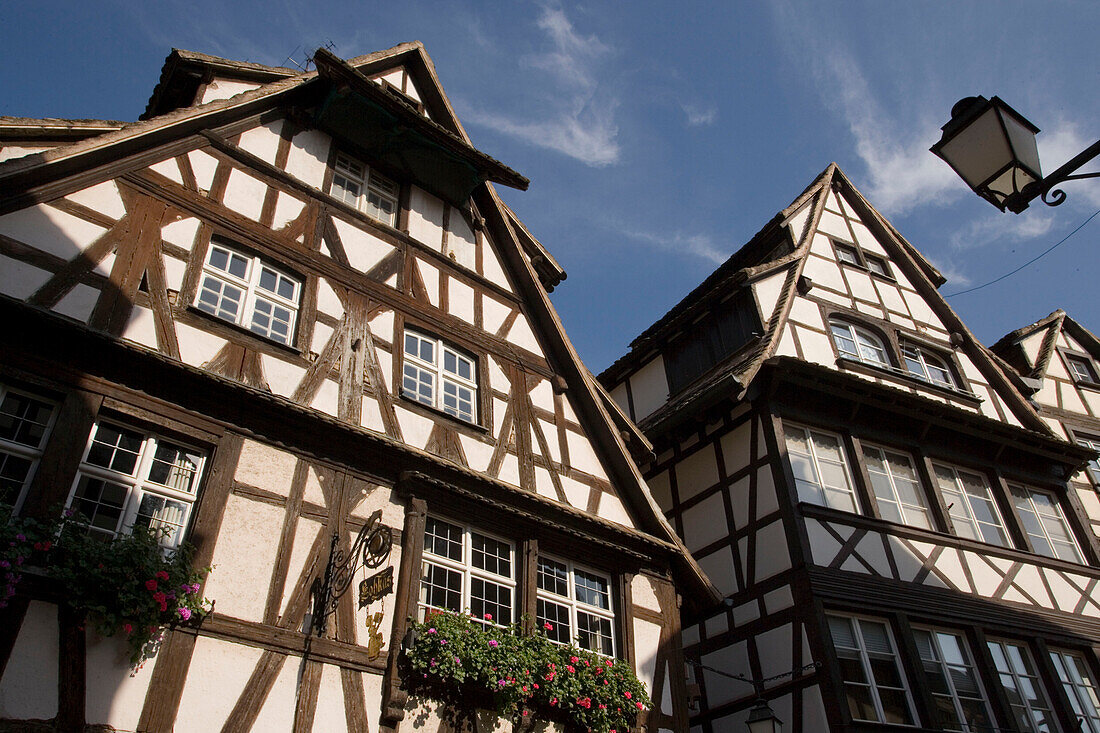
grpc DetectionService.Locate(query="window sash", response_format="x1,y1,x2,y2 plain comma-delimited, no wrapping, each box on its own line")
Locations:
196,241,300,346
1067,356,1097,384
67,422,205,548
932,464,1010,547
333,154,398,227
419,517,516,627
1010,485,1084,563
836,243,861,266
535,555,616,656
831,321,890,367
784,425,859,513
827,614,915,725
914,627,995,732
403,330,478,423
862,444,933,529
0,385,58,512
987,639,1059,733
1050,650,1100,733
902,344,955,388
865,254,890,277
1077,438,1100,485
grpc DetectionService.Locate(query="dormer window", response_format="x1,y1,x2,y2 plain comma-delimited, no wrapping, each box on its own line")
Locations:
832,239,892,279
332,153,399,227
830,319,890,368
1065,354,1099,385
901,344,956,388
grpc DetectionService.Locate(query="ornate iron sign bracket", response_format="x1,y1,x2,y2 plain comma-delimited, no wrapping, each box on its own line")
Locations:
310,509,392,636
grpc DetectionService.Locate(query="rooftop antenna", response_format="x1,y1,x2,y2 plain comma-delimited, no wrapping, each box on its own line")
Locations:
283,39,336,72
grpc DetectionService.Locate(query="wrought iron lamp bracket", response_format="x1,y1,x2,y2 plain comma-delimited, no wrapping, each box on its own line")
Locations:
310,509,393,636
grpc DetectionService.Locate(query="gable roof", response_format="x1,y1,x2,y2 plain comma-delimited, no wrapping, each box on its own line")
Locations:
993,310,1100,384
601,163,1054,440
0,43,715,607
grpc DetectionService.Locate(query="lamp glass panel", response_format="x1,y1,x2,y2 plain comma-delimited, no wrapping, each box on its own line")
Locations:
1000,109,1042,176
939,107,1014,188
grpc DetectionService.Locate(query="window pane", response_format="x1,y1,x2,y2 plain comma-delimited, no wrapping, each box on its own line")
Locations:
471,533,511,577
537,557,570,596
133,493,189,547
403,364,434,406
419,562,461,612
86,424,143,474
424,517,463,560
147,442,202,493
577,611,614,655
574,569,611,610
0,392,53,448
71,476,128,536
0,452,33,506
536,598,571,643
470,578,512,625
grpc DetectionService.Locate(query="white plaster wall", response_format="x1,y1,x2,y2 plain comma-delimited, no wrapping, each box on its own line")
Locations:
448,276,475,324
483,295,512,335
203,495,285,621
187,150,220,191
176,636,264,730
505,316,544,357
54,283,100,323
480,239,511,291
263,354,308,399
629,356,670,421
757,623,794,684
752,270,788,324
610,383,630,415
801,252,846,293
696,546,737,596
631,575,663,614
633,618,663,700
755,520,791,580
251,655,299,730
337,218,396,275
148,157,185,184
0,601,58,719
121,305,159,350
286,129,331,190
816,210,850,240
596,491,634,528
674,445,719,503
395,405,435,451
311,378,340,417
161,216,200,251
459,433,494,473
280,517,324,617
222,168,267,221
0,204,106,260
681,491,727,552
447,211,477,271
84,631,155,731
647,471,672,512
237,119,285,165
200,78,261,104
417,258,440,307
700,641,749,706
65,180,126,220
272,191,306,231
0,255,50,298
786,202,812,243
236,439,299,497
408,187,444,250
176,322,228,370
564,430,608,480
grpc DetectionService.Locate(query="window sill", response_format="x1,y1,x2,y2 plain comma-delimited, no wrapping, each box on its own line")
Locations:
397,392,490,436
839,261,896,283
836,357,981,406
799,502,1100,577
183,305,304,358
1071,378,1100,392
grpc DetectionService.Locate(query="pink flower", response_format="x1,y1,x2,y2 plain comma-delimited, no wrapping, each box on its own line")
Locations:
570,656,579,664
156,570,170,581
488,639,499,648
605,659,613,667
635,702,644,710
427,628,437,634
624,692,632,700
145,579,158,592
483,613,493,621
566,665,575,673
543,621,553,631
122,623,133,635
14,534,25,542
177,608,191,621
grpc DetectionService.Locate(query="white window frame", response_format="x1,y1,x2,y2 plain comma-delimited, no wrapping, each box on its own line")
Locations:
0,384,59,513
826,613,916,725
864,253,891,278
332,153,399,227
1050,649,1100,733
901,343,957,388
861,443,934,530
66,421,206,549
932,463,1011,547
195,239,301,346
1076,436,1100,486
418,516,516,627
1009,484,1084,563
402,329,478,424
913,626,996,732
536,555,616,657
835,242,861,266
784,424,860,513
986,638,1060,733
830,319,891,368
1065,354,1099,385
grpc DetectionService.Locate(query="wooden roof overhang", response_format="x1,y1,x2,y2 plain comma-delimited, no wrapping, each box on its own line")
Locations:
311,48,528,210
0,295,675,574
0,117,127,145
762,356,1096,473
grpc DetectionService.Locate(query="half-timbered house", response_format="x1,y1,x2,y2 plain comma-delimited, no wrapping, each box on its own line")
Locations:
0,44,713,732
600,164,1100,732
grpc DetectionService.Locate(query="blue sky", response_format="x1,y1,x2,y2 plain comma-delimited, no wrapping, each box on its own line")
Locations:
3,1,1098,372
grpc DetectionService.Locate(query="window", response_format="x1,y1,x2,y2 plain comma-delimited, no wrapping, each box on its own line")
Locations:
1077,437,1100,485
913,627,995,732
830,319,891,368
862,444,933,529
536,556,615,656
67,422,205,548
827,614,915,725
835,242,861,266
332,153,399,226
195,239,301,346
784,425,859,512
1066,354,1099,385
418,517,515,625
1010,484,1084,563
902,344,956,388
932,464,1010,547
1050,649,1100,733
865,253,891,278
0,385,58,512
402,330,478,423
986,639,1059,733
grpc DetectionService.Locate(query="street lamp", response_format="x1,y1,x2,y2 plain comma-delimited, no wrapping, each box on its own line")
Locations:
745,698,783,733
931,95,1100,213
691,659,818,733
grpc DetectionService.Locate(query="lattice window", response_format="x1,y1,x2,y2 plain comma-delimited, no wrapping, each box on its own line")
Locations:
402,329,477,423
784,424,859,512
0,384,58,512
1010,484,1084,563
67,421,205,548
902,344,957,388
913,627,995,732
418,517,515,626
826,614,915,725
1050,649,1100,733
932,463,1010,547
830,319,891,368
195,239,301,346
332,153,399,227
862,444,933,529
536,556,615,656
987,639,1059,733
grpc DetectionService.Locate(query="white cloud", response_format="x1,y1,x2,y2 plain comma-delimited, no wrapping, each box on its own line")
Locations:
462,6,620,167
927,257,973,288
604,223,728,264
682,103,717,127
1037,121,1100,209
949,210,1053,251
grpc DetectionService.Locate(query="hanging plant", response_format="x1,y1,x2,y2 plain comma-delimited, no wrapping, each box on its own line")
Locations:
1,508,213,669
400,611,651,733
